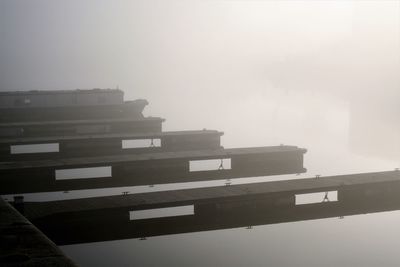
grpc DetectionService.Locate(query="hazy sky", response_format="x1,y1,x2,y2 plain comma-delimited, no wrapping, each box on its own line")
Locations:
0,1,399,146
0,0,398,97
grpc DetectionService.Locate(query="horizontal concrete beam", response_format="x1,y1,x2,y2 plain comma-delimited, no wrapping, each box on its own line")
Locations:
0,130,224,160
0,146,306,194
22,170,400,245
0,100,148,122
0,117,165,138
22,170,400,219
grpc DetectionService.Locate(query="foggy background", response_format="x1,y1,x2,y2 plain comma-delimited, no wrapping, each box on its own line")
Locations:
1,0,399,160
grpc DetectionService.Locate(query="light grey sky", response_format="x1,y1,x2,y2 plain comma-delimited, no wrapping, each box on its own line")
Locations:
0,0,398,96
0,0,399,152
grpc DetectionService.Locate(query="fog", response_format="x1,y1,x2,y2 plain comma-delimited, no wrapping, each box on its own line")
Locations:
1,1,399,160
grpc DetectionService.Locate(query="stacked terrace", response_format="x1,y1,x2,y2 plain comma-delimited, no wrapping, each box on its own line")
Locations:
0,89,307,195
0,88,322,257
